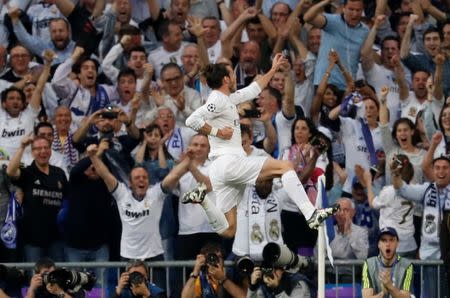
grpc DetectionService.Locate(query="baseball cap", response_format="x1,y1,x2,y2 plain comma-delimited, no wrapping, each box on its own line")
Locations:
378,227,398,241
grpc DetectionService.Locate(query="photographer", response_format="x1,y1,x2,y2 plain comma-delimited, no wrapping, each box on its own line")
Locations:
25,258,85,298
247,265,311,298
181,242,245,298
114,260,165,298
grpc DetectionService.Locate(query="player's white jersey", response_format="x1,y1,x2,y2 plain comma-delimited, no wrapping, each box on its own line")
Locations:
186,82,261,158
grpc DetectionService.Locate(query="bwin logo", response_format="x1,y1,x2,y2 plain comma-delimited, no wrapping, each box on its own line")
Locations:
125,209,150,218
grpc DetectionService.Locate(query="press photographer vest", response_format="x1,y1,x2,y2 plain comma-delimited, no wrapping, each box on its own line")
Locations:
364,255,412,297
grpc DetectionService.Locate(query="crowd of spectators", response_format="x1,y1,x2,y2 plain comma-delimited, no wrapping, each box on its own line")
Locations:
0,0,450,296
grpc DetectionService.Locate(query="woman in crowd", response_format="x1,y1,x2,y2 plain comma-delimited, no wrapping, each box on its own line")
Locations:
134,123,174,185
280,117,332,256
379,86,426,185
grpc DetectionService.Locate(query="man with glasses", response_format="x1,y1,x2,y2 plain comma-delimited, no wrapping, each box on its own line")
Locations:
149,106,196,161
6,135,68,262
20,122,69,178
159,63,201,127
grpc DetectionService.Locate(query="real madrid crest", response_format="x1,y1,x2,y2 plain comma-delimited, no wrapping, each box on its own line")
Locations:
250,224,263,244
268,219,280,240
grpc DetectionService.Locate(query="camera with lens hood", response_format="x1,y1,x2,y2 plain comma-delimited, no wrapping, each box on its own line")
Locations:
41,268,96,293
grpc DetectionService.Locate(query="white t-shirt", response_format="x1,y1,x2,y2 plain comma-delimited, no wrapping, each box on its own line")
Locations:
364,63,412,127
401,92,443,123
174,161,215,235
340,117,383,193
111,182,166,259
252,111,296,159
148,43,187,78
0,105,40,159
207,40,222,64
186,82,262,158
373,185,417,253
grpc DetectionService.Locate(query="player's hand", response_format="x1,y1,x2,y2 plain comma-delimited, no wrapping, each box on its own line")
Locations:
218,127,233,140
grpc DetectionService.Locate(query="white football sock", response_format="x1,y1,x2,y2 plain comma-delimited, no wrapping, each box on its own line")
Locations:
281,170,315,219
201,196,229,234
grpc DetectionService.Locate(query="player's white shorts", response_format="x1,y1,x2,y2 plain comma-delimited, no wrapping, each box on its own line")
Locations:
209,154,269,213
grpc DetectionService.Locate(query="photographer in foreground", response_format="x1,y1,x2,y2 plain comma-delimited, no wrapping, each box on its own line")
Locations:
247,265,311,298
114,260,165,298
25,258,88,298
181,242,246,298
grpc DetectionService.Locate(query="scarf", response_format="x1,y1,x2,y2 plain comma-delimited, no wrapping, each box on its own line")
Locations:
194,272,219,298
247,186,283,260
52,129,79,171
422,184,443,255
359,118,378,168
287,144,316,205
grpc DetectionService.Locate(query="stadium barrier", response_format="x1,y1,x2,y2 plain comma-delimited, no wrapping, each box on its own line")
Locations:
4,259,445,298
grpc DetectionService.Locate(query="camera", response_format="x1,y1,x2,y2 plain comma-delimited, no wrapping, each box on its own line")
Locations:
101,111,118,119
205,253,220,267
261,265,274,279
0,265,25,289
310,135,329,154
243,109,261,118
42,268,96,293
262,243,310,272
128,271,145,286
236,256,256,274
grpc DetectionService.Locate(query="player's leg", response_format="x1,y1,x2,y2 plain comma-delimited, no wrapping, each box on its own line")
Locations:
257,158,339,229
182,183,239,238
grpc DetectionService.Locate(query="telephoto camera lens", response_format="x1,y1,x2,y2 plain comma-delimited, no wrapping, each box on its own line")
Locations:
236,256,255,274
262,242,310,272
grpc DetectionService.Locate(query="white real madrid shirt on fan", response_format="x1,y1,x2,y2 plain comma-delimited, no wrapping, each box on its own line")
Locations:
0,105,40,160
173,160,215,235
372,185,417,254
111,182,167,259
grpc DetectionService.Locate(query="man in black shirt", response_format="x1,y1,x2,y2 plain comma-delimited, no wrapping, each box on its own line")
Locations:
64,141,115,286
6,135,68,262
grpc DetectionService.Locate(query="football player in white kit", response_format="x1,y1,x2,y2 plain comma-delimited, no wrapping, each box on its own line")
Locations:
184,54,339,238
